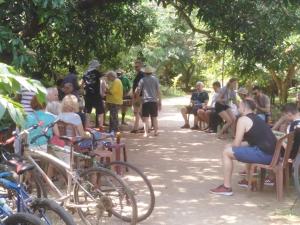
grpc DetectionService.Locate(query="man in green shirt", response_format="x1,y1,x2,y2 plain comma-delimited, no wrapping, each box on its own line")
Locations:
116,69,131,125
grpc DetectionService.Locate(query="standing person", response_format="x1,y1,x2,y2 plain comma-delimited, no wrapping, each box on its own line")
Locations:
215,78,238,139
63,65,79,97
117,69,131,125
82,59,104,129
210,99,277,196
136,66,161,137
180,82,209,130
252,86,271,122
131,60,144,133
106,71,123,132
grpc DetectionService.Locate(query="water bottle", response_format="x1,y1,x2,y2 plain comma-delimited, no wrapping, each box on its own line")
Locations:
0,198,12,214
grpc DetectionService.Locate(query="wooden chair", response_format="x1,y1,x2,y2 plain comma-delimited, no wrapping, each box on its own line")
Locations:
247,131,295,201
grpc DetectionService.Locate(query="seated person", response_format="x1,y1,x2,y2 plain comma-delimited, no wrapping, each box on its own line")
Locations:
24,95,56,151
210,99,277,196
237,87,249,101
181,81,209,130
198,81,221,130
46,87,61,115
252,86,271,122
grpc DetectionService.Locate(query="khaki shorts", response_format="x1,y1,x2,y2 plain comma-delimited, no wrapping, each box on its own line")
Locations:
132,97,142,114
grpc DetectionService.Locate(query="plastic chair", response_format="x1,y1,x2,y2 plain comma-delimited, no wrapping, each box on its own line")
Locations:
247,131,295,201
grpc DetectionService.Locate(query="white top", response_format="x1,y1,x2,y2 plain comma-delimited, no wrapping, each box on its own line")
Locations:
210,92,219,108
58,112,82,136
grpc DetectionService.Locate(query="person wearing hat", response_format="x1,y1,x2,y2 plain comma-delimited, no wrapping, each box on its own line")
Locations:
116,69,131,125
106,71,123,132
237,87,249,101
82,59,104,128
135,66,161,137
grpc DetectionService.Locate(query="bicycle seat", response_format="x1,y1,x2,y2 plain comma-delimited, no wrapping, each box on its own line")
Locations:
7,159,35,175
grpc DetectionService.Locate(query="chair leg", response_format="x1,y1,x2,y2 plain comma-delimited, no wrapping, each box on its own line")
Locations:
259,168,266,191
248,165,254,192
284,166,290,194
275,169,284,201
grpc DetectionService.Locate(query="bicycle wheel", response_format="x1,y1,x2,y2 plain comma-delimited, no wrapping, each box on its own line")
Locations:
293,154,300,197
73,167,137,225
22,169,47,199
4,212,42,225
30,198,75,225
106,161,155,222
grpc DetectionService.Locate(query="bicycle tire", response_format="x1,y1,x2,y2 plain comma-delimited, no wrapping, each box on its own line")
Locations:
30,198,75,225
293,154,300,197
4,212,42,225
73,167,137,225
106,161,155,222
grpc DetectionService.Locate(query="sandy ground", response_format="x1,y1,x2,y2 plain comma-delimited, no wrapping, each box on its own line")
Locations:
121,96,300,225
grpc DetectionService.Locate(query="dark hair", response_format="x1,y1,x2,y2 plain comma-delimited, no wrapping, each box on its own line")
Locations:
56,79,63,86
252,86,261,91
226,78,237,87
30,95,46,110
212,81,221,88
69,65,76,73
242,98,256,111
282,103,298,114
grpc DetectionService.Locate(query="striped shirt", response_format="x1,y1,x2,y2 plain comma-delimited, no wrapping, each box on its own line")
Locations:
21,86,35,114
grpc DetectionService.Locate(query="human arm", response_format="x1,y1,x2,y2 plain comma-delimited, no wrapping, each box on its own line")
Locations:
272,114,288,131
135,79,143,97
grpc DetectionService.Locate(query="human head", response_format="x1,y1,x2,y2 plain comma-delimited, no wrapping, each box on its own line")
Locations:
63,83,74,95
238,98,256,115
252,86,262,97
46,101,61,115
227,78,238,90
282,103,299,121
106,71,117,81
212,81,221,92
195,81,204,91
69,65,76,74
56,79,64,89
61,94,79,112
144,66,154,76
87,59,101,72
134,60,143,73
116,69,123,77
30,95,46,111
46,87,58,102
238,87,249,100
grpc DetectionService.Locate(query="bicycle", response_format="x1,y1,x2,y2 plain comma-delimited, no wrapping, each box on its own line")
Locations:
0,143,75,225
14,123,138,225
34,121,155,222
3,213,43,225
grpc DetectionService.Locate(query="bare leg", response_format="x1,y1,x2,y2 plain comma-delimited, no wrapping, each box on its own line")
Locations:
85,113,91,128
143,117,149,137
226,109,236,137
133,105,140,131
97,113,104,128
223,145,236,188
218,111,233,138
152,117,158,135
181,107,189,125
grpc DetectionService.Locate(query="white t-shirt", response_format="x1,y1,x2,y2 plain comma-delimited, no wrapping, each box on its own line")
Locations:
210,92,219,108
58,112,82,136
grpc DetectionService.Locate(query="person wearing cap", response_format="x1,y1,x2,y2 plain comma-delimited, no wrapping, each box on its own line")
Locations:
181,81,209,130
237,87,249,101
131,60,144,133
116,69,131,125
252,86,271,122
135,66,161,137
82,59,104,128
106,71,123,132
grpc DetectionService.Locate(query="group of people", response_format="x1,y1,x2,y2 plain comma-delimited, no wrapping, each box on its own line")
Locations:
180,78,300,196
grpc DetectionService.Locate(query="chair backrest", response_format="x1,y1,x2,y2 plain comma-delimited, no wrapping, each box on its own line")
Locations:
56,120,77,137
270,130,295,168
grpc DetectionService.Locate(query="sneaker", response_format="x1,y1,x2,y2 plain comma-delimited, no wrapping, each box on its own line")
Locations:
210,184,233,196
181,124,190,129
264,177,275,186
191,126,199,130
238,179,249,188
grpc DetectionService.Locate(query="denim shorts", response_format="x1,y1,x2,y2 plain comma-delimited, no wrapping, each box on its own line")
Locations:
233,146,273,165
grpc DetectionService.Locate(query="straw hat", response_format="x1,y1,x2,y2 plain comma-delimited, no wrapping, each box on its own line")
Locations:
144,66,155,74
237,87,248,95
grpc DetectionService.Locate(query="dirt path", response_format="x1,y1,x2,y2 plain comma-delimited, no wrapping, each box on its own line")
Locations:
123,96,300,225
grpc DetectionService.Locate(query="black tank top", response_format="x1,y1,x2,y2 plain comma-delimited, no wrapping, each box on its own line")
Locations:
244,113,277,155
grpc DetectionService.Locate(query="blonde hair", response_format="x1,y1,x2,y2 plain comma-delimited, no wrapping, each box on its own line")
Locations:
61,94,79,112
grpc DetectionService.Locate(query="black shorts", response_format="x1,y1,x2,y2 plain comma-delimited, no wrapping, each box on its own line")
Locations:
84,94,105,114
142,102,158,117
215,102,230,114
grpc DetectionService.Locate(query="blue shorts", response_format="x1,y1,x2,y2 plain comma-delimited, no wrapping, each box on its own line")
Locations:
233,146,272,165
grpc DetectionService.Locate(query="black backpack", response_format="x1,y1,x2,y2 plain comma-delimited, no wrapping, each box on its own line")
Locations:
83,70,100,95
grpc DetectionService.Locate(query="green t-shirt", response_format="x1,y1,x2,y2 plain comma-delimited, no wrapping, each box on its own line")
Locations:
119,75,131,94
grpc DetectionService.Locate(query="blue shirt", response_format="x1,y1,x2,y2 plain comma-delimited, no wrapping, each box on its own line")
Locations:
24,111,56,146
